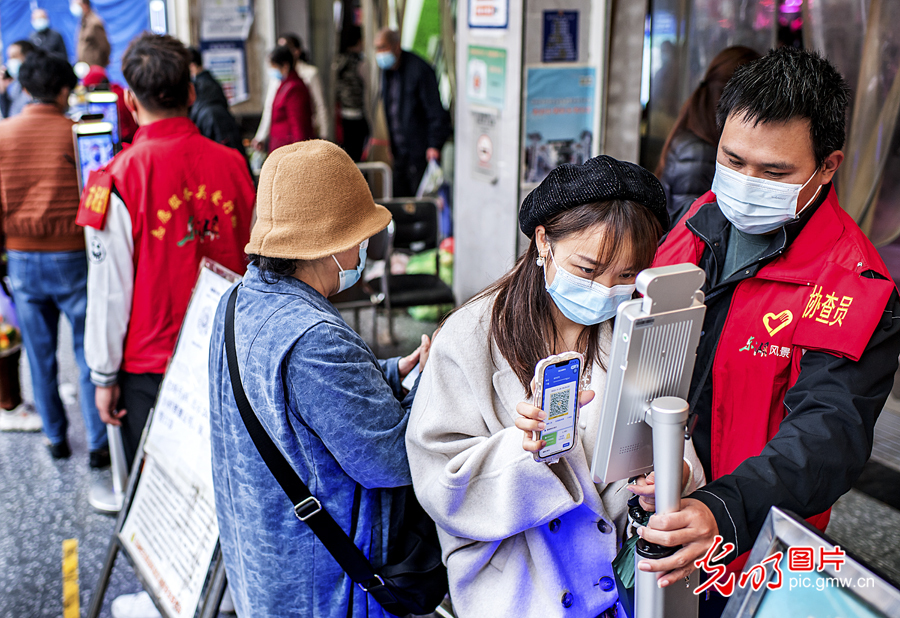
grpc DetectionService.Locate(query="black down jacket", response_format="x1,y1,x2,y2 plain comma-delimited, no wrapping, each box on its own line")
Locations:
190,70,245,156
659,130,717,229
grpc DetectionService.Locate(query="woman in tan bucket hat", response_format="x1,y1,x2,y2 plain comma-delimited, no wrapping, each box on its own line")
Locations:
206,140,433,617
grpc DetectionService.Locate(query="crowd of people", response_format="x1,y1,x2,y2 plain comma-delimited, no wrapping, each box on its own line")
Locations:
0,9,896,618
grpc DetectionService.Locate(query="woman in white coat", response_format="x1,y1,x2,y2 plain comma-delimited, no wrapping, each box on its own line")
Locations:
406,156,706,618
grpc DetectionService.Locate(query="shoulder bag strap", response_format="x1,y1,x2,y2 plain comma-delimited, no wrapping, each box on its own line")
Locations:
224,285,394,599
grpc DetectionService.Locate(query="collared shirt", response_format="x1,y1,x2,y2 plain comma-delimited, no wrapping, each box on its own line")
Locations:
209,266,417,618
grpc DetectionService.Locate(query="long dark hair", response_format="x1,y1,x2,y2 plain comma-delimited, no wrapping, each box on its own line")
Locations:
471,201,663,397
656,46,760,177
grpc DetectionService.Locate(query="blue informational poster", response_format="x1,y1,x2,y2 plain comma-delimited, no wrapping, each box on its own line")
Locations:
543,11,579,63
200,40,249,105
523,66,595,184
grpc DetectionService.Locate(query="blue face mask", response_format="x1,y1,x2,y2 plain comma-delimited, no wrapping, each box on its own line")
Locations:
375,51,396,70
32,18,50,32
334,240,368,293
544,246,636,326
268,67,283,82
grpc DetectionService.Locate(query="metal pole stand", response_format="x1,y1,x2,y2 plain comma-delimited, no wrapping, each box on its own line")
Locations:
88,425,129,514
634,396,699,618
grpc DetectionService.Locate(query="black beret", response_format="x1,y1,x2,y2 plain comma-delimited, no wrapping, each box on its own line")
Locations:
519,155,668,237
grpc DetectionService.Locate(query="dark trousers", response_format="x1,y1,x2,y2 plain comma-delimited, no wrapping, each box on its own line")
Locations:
341,117,370,162
392,156,427,198
0,350,22,411
118,371,164,469
698,587,730,617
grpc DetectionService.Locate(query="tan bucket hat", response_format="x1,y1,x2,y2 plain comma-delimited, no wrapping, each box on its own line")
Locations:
246,140,392,260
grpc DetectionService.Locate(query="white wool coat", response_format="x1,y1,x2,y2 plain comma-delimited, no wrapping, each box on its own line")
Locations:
406,295,705,618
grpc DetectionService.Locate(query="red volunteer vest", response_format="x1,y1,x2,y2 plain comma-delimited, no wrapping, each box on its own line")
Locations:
655,188,894,566
78,117,256,374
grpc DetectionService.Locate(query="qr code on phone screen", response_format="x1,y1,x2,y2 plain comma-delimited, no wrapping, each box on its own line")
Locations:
548,389,570,419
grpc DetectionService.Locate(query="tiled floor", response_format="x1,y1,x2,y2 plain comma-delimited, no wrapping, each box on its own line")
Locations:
1,309,899,616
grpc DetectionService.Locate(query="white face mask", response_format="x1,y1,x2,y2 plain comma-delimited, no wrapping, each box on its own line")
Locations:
70,2,83,18
711,161,822,235
6,58,21,80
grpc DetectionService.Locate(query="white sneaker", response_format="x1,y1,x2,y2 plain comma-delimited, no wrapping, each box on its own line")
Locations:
110,591,162,618
59,382,78,405
0,402,42,432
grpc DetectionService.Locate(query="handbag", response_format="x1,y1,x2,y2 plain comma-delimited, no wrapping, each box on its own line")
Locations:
223,285,448,616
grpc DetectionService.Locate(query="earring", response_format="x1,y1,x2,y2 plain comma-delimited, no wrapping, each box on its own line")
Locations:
536,254,545,267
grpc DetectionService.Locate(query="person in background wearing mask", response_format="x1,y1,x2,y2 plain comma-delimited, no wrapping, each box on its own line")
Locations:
29,9,68,59
279,33,329,140
373,28,450,197
252,34,327,151
263,45,314,153
208,140,431,617
188,47,244,155
72,0,110,69
0,49,110,465
1,40,35,119
645,47,900,617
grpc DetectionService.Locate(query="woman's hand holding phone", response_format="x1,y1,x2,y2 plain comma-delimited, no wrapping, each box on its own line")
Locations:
515,390,594,453
626,460,691,511
399,334,431,378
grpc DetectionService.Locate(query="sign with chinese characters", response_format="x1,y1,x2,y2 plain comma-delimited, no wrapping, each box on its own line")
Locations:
472,110,500,181
542,11,579,63
467,46,507,110
468,0,508,28
695,535,848,598
119,261,239,618
802,285,853,327
200,40,249,106
201,0,253,40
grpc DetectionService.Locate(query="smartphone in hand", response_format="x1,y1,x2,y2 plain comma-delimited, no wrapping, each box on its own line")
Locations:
532,352,583,463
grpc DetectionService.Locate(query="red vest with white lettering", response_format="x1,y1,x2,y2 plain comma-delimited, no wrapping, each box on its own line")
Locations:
654,188,893,550
82,117,255,375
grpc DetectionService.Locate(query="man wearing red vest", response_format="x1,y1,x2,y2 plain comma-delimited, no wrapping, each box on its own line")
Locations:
639,47,900,615
80,33,255,469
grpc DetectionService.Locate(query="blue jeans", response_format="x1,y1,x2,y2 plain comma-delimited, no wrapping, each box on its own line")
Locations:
6,250,106,450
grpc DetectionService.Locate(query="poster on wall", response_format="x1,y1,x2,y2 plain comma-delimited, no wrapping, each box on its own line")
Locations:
523,67,596,185
201,0,254,40
468,0,509,29
542,11,579,63
467,46,507,110
472,110,500,181
201,41,249,106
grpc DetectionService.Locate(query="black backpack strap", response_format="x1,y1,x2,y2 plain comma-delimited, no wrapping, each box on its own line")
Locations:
223,285,400,606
